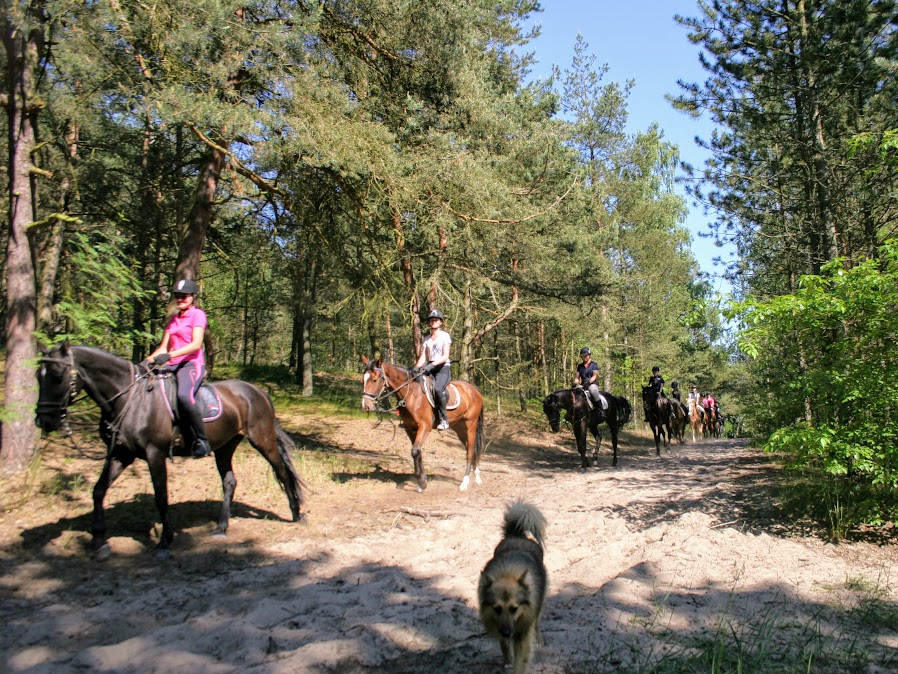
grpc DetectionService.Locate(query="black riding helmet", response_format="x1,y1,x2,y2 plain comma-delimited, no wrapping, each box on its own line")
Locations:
172,278,199,295
427,309,444,321
652,366,660,373
580,347,591,356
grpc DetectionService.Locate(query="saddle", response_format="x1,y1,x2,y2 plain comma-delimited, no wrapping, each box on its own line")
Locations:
576,386,608,410
150,373,224,423
420,376,461,410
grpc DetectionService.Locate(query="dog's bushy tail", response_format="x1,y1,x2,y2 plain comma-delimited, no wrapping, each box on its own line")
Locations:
503,500,547,549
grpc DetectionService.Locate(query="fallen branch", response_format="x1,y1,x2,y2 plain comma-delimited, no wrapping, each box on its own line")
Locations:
392,507,456,520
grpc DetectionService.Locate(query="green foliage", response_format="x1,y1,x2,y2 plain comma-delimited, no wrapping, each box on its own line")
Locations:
734,239,898,523
674,0,898,297
43,230,154,351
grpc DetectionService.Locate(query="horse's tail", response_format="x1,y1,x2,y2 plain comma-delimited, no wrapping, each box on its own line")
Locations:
474,407,484,465
618,397,632,425
275,421,310,507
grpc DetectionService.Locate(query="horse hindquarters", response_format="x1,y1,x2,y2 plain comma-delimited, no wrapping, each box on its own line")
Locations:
210,381,307,526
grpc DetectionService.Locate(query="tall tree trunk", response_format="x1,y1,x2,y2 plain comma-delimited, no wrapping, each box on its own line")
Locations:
1,0,46,472
175,146,226,282
460,279,474,380
385,310,394,362
391,207,421,357
602,304,612,390
301,313,313,397
133,113,155,360
538,321,548,396
514,321,526,412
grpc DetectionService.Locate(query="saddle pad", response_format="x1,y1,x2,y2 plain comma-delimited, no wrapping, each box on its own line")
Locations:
422,377,460,410
153,375,224,423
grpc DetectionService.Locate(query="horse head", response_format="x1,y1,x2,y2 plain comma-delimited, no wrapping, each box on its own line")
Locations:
542,393,563,432
35,341,82,433
360,355,386,413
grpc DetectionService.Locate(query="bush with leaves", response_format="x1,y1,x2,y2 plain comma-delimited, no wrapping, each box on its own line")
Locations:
733,240,898,524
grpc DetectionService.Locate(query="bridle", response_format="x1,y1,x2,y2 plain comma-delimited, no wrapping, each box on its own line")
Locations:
38,349,151,448
363,366,414,415
36,354,82,422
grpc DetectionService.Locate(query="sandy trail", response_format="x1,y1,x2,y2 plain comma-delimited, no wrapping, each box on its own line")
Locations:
2,412,896,673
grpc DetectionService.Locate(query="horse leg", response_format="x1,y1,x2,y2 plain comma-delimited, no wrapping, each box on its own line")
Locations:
591,425,602,465
651,423,661,457
609,425,619,467
575,422,590,469
145,449,175,558
212,437,242,536
455,422,477,491
244,423,307,524
90,449,131,560
408,426,430,492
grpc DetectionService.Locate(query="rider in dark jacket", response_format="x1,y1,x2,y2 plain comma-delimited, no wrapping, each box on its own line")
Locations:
644,365,667,422
576,347,601,407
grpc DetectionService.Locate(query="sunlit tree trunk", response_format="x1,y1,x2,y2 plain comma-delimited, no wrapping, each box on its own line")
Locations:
1,0,46,472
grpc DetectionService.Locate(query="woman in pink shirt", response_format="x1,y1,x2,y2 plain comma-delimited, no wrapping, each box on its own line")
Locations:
144,278,211,458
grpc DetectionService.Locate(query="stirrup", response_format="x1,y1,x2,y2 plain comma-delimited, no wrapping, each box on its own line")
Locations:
192,439,212,459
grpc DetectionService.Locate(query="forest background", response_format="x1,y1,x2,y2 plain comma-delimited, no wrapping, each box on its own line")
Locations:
2,0,898,528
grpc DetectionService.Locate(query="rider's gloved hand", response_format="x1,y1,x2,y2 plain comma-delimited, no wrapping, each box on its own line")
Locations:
151,353,171,366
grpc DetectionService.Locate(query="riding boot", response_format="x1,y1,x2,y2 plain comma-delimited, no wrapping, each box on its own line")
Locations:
435,390,450,430
182,403,212,458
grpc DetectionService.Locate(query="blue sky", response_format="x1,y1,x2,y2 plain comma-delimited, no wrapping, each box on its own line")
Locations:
524,0,734,295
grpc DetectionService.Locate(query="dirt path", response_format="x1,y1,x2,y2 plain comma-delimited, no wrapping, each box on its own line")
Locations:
2,411,897,673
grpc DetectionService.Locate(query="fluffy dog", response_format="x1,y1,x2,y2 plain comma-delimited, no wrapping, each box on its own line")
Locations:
478,501,548,674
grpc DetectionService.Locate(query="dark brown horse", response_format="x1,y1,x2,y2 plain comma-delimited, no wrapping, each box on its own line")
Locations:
642,385,671,456
542,388,632,468
36,343,307,559
360,356,484,492
703,403,722,438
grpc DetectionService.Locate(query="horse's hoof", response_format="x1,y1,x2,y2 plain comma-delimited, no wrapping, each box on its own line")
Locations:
211,530,227,539
95,543,112,562
459,476,470,491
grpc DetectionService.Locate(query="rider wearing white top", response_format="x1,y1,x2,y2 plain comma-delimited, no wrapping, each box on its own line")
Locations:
414,309,452,430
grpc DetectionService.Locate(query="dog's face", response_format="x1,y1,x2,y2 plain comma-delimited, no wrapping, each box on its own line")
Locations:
479,570,535,638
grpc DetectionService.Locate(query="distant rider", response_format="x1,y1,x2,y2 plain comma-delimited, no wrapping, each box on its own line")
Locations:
644,365,666,422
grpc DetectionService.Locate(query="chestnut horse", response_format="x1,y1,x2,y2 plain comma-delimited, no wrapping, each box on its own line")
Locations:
361,356,484,492
688,398,704,443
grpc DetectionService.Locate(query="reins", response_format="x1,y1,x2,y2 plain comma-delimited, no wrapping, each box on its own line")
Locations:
40,352,156,453
364,367,416,418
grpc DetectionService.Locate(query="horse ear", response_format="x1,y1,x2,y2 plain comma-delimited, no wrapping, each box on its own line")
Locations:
360,355,369,366
60,339,70,355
